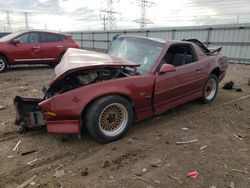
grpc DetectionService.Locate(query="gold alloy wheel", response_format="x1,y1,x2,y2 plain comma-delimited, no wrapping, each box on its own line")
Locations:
99,103,128,137
205,78,217,101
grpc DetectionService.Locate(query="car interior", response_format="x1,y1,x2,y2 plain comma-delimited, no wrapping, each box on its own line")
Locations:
161,44,197,67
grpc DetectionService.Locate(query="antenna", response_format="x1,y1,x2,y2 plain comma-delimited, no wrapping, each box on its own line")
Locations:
134,0,155,29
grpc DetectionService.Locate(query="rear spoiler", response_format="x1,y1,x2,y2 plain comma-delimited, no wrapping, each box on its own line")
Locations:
182,39,222,55
208,47,222,55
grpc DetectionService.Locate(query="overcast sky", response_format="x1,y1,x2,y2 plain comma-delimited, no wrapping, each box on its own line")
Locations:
0,0,250,32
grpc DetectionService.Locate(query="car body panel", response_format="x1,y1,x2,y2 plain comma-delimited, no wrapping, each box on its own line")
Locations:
14,36,228,135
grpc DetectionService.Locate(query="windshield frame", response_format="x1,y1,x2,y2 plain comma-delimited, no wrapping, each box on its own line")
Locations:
108,36,165,75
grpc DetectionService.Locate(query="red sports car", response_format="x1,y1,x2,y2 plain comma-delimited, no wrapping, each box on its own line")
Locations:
14,36,228,143
0,30,79,72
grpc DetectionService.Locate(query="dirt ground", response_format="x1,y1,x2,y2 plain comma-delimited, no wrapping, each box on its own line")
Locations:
0,64,250,188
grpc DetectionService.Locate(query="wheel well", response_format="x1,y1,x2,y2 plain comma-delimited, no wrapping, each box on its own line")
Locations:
211,67,220,77
80,94,135,127
0,52,9,65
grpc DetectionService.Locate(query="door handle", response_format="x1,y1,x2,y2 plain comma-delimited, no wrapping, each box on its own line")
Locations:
195,68,202,72
32,46,40,49
57,45,64,48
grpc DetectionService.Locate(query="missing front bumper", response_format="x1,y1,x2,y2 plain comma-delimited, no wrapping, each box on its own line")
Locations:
14,96,45,128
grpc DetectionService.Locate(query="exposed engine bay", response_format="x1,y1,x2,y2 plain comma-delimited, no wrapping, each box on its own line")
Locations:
44,66,136,99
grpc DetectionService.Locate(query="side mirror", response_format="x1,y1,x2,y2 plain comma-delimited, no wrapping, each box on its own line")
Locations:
159,64,176,74
12,39,20,45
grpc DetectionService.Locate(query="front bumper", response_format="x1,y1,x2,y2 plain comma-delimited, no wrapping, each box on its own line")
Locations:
14,96,80,134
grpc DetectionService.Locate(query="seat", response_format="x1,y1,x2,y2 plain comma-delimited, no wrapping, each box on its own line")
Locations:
172,54,185,67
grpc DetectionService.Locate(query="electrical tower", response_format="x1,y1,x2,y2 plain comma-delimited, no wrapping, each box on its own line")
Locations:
5,10,12,32
24,12,29,29
100,0,121,30
134,0,155,29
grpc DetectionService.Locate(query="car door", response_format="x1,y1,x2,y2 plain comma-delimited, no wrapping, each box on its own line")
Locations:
153,44,205,114
38,32,66,63
9,32,41,63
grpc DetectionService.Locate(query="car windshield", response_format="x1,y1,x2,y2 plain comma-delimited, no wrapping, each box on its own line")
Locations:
0,32,23,42
108,37,165,74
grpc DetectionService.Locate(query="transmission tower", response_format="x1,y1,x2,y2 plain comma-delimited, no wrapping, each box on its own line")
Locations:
100,0,121,30
134,0,155,29
24,12,29,29
5,10,12,32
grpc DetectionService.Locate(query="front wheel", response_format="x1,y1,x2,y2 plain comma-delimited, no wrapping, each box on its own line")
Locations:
0,56,8,73
201,74,218,104
85,95,133,143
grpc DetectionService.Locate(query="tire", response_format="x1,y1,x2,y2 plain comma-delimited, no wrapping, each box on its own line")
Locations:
85,95,133,143
201,74,218,104
0,56,8,73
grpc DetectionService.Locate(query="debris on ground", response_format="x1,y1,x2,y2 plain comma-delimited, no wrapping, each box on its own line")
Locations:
102,160,111,168
181,127,189,131
231,168,248,174
176,139,199,145
233,133,247,141
200,145,208,150
17,175,37,188
142,168,147,172
150,158,162,167
80,168,88,176
18,86,29,91
21,150,37,156
53,169,65,178
166,174,182,184
13,140,21,151
27,158,38,166
238,132,247,140
0,105,6,111
222,81,243,92
7,155,13,159
187,170,199,179
223,81,234,90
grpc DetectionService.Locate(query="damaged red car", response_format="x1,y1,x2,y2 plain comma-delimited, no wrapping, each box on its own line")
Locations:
14,36,228,143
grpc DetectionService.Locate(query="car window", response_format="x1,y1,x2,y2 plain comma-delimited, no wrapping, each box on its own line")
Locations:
39,33,66,43
161,44,197,67
17,33,39,43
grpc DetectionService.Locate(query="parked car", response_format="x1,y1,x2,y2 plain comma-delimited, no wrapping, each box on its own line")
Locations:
0,30,79,72
14,36,228,143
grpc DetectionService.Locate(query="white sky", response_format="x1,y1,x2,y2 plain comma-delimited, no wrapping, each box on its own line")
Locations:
0,0,250,32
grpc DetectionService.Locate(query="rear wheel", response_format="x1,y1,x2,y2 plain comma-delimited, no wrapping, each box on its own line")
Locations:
201,74,218,104
0,56,8,73
85,95,133,143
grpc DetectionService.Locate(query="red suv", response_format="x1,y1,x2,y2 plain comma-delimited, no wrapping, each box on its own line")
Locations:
0,30,79,72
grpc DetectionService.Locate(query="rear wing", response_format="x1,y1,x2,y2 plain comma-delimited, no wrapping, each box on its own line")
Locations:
182,39,222,55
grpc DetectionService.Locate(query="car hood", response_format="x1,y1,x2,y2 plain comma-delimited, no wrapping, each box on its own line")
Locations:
51,48,140,85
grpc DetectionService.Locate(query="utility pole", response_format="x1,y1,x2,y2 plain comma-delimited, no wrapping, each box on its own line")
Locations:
24,12,29,29
134,0,155,29
5,10,11,32
100,0,121,30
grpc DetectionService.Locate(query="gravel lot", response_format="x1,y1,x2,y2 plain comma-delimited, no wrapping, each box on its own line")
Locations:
0,64,250,188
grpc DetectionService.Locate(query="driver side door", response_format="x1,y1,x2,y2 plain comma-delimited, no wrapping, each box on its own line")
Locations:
153,44,204,114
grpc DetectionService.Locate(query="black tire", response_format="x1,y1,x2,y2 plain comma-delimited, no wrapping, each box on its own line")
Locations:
201,74,218,104
0,56,8,73
85,95,133,143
